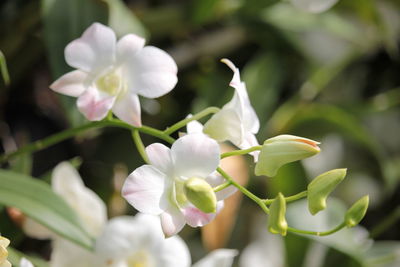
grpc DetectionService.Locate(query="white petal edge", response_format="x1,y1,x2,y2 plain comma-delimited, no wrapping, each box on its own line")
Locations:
65,22,116,73
160,205,186,237
145,143,173,175
290,0,339,13
52,162,107,236
128,46,178,98
171,133,220,179
112,93,142,127
116,34,145,64
158,235,191,267
122,165,167,215
193,249,238,267
19,258,34,267
50,70,88,97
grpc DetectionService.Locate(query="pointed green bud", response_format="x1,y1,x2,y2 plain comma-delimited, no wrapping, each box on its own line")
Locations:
268,193,287,236
184,177,217,213
345,195,369,228
255,135,320,177
307,168,347,215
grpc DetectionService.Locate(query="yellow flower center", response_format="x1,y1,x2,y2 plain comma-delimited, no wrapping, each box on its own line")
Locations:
127,250,153,267
96,71,122,96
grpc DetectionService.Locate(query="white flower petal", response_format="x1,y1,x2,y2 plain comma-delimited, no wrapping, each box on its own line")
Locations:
238,132,260,162
122,165,167,215
291,0,338,13
171,134,220,179
160,205,186,237
51,238,99,267
65,23,116,73
186,118,204,134
52,162,107,236
181,205,216,227
145,143,173,175
50,70,88,97
193,249,238,267
158,235,191,267
77,86,116,121
112,93,142,127
128,46,178,98
203,108,243,145
19,258,34,267
116,34,145,64
22,217,53,240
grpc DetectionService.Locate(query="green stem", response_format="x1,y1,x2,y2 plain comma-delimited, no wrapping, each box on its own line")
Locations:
132,130,150,164
163,107,220,135
217,167,269,214
287,222,346,236
263,191,307,205
213,181,232,192
220,145,262,159
0,120,174,163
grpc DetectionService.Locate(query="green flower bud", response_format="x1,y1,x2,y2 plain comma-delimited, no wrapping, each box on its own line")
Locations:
268,193,287,236
255,135,320,177
184,177,217,213
345,195,369,228
307,169,347,215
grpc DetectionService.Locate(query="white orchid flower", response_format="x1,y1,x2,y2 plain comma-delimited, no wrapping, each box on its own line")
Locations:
193,249,238,267
122,133,231,236
203,59,260,161
50,22,177,126
96,214,191,267
19,258,34,267
290,0,338,13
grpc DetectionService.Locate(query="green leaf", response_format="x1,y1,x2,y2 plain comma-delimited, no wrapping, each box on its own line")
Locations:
0,169,93,250
8,247,49,267
104,0,148,38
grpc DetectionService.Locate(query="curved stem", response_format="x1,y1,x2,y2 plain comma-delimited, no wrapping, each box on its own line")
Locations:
132,130,150,164
220,145,262,159
287,222,346,236
263,191,307,205
217,167,269,214
163,107,220,135
213,181,232,192
0,120,174,163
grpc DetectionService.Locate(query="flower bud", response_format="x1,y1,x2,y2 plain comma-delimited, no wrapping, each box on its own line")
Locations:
184,178,217,213
307,169,347,215
345,195,369,228
255,135,320,177
268,193,287,236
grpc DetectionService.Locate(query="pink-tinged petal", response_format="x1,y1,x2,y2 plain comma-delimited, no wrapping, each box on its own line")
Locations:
77,87,115,121
65,23,116,73
50,70,88,97
116,34,145,64
182,205,216,227
160,205,186,237
122,165,167,215
112,93,142,127
127,46,178,98
145,143,173,175
171,134,220,179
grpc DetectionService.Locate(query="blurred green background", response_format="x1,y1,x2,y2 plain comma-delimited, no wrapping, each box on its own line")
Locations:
1,0,400,266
